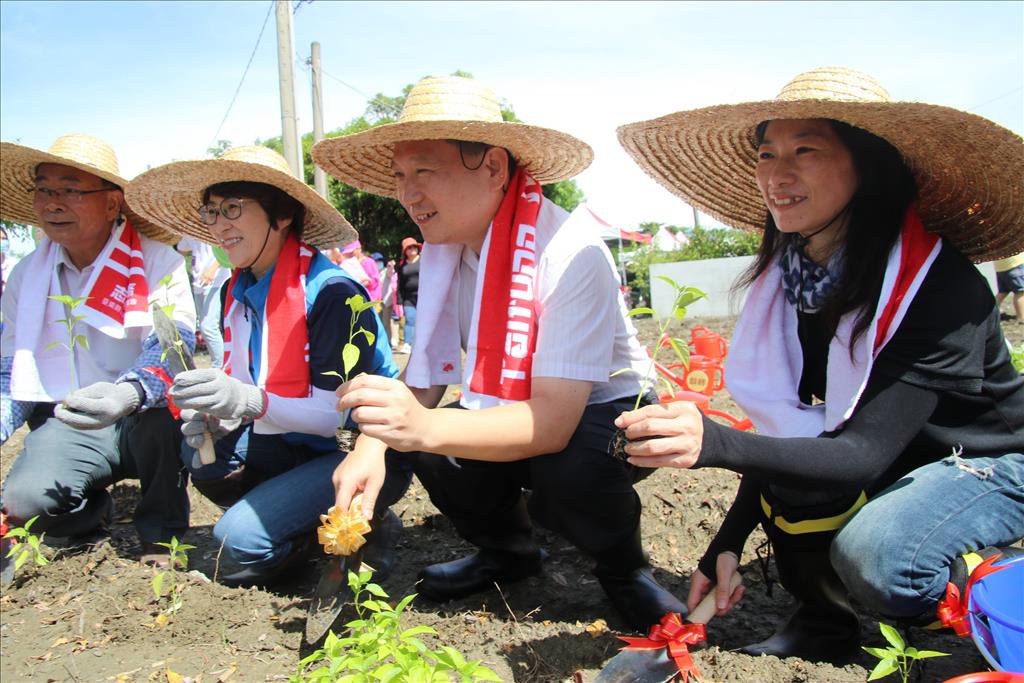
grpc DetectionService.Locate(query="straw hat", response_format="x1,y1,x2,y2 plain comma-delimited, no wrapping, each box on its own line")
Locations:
311,76,594,197
617,67,1024,262
0,134,178,244
125,145,356,250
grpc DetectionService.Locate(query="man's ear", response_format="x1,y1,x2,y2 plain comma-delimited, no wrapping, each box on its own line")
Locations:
106,189,125,222
483,146,511,192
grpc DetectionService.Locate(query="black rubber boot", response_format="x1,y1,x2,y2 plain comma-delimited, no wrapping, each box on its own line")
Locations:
739,539,860,662
220,536,314,588
417,496,544,602
361,508,404,582
192,465,265,510
592,525,688,632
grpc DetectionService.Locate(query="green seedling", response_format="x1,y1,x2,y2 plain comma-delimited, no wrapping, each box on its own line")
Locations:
1010,342,1023,373
45,294,90,391
151,536,195,616
863,622,948,682
3,515,50,572
322,294,380,383
292,569,500,683
154,274,189,371
612,276,706,409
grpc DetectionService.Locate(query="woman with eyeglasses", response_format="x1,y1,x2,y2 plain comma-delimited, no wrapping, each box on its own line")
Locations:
126,146,411,587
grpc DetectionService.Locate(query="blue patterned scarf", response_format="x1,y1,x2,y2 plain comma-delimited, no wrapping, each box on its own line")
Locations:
780,240,843,313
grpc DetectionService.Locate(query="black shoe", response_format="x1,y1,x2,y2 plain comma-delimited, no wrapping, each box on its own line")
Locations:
221,537,313,588
738,601,861,662
595,565,688,631
416,547,546,601
362,509,403,581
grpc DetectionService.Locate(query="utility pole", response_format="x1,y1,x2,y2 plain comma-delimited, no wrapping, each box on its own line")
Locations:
692,205,702,229
275,0,302,178
310,41,327,197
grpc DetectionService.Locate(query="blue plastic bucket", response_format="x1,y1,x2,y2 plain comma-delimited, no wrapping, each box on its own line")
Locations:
969,556,1024,673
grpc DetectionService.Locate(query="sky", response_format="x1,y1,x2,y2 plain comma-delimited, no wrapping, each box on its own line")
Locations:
2,0,1022,243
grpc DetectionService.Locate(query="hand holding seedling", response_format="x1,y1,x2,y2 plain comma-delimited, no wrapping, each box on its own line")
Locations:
54,381,140,429
336,374,430,453
169,368,266,421
613,400,704,468
179,408,240,447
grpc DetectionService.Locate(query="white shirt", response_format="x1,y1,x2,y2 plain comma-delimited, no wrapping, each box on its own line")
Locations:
177,237,229,294
454,200,650,406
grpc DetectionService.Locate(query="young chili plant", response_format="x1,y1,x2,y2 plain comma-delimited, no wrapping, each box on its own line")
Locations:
151,536,195,618
45,294,90,391
863,622,948,682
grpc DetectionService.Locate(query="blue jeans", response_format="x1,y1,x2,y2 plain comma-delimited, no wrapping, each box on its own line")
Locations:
403,304,417,347
2,407,189,543
182,427,412,571
195,286,224,368
831,452,1024,619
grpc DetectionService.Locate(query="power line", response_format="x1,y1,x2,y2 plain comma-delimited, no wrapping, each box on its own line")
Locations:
206,0,275,154
321,68,372,100
965,86,1023,115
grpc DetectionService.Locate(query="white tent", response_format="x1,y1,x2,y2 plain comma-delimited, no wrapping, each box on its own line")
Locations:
653,225,689,251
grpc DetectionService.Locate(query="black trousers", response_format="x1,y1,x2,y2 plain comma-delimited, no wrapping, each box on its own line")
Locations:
408,395,654,569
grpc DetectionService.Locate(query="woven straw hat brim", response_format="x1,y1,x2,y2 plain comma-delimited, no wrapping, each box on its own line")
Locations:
311,119,594,198
125,158,356,251
0,141,178,245
617,100,1024,263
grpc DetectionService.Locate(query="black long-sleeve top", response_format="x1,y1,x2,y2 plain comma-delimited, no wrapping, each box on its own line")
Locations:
696,244,1024,577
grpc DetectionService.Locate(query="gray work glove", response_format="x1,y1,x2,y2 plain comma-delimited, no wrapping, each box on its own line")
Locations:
179,408,241,448
55,381,141,430
169,368,266,421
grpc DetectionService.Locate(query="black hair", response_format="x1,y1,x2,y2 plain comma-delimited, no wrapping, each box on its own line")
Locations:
737,119,918,346
203,181,306,238
446,140,519,179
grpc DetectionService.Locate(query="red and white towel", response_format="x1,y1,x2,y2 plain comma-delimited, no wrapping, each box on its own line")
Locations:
405,169,543,408
222,233,313,405
725,208,941,437
11,219,151,402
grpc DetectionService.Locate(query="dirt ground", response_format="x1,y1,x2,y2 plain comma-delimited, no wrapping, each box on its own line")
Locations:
1,305,1021,683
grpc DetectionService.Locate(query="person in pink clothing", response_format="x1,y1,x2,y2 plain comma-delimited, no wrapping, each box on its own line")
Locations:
340,240,382,301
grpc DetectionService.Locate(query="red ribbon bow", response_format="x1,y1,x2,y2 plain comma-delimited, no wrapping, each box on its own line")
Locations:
618,612,707,682
937,554,1008,637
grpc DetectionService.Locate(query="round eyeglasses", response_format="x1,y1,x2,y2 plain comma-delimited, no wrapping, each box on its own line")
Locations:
198,198,252,225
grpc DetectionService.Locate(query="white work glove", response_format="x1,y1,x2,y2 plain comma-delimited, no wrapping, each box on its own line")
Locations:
179,408,241,448
169,368,266,421
55,381,141,430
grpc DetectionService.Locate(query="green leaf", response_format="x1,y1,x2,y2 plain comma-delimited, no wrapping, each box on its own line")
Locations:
44,340,63,352
321,370,342,378
213,246,232,268
879,622,905,650
365,583,388,598
627,307,657,318
608,368,636,378
76,335,90,351
655,275,680,289
914,650,950,659
342,343,360,377
867,657,899,680
862,646,891,659
14,550,29,571
35,553,49,566
153,572,166,598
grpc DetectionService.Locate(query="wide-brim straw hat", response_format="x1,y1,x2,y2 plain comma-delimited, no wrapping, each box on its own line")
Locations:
0,134,178,244
617,67,1024,262
125,145,356,250
311,76,594,198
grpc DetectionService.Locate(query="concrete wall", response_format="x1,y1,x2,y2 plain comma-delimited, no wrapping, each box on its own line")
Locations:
650,256,998,320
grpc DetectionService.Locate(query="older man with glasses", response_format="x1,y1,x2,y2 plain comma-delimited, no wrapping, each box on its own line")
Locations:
0,134,196,582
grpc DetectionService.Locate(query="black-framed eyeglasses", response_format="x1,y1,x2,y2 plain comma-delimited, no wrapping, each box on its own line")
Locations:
28,186,115,203
198,198,252,225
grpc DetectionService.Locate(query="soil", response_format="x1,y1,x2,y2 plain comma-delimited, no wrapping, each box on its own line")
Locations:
2,305,1021,683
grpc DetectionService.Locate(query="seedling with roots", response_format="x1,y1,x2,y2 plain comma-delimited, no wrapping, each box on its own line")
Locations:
322,294,380,451
3,515,50,573
291,569,500,683
45,294,90,391
863,623,948,682
151,536,195,617
613,276,706,409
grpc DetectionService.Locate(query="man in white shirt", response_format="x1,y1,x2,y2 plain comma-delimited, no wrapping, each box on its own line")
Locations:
313,76,687,631
0,135,196,577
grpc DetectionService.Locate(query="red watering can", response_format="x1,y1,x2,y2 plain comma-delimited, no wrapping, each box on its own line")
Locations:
690,326,729,363
681,355,724,397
